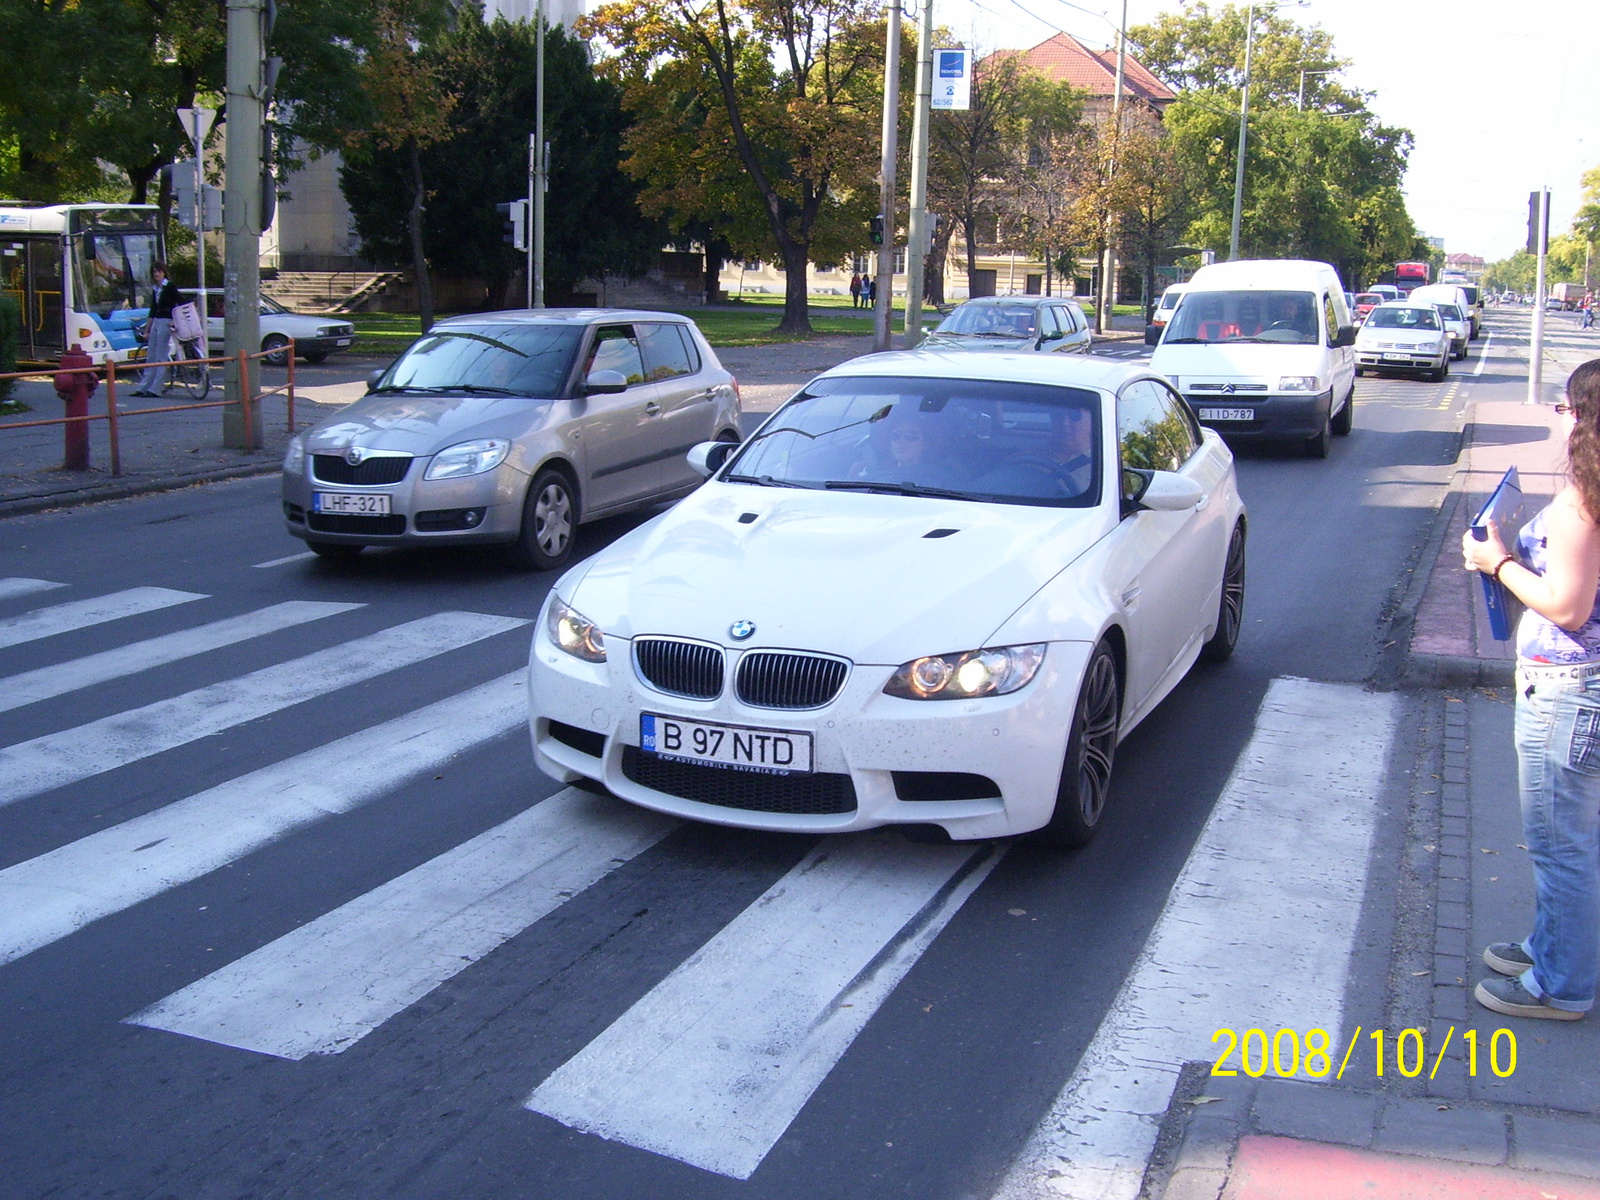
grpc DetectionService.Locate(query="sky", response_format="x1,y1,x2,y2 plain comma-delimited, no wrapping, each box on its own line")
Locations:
928,0,1600,261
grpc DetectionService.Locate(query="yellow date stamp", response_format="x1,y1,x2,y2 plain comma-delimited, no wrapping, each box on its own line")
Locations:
1211,1026,1518,1080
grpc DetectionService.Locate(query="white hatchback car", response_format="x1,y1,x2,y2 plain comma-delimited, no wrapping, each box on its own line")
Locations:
528,352,1246,847
1355,302,1451,381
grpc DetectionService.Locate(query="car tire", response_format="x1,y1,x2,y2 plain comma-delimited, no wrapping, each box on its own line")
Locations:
307,540,362,560
262,334,291,367
1304,410,1331,458
303,352,328,364
1431,361,1449,383
1331,385,1354,436
1037,640,1120,849
1200,523,1247,663
1355,367,1365,377
508,466,577,571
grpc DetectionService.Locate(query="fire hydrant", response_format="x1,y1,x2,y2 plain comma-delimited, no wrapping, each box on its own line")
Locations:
53,349,97,471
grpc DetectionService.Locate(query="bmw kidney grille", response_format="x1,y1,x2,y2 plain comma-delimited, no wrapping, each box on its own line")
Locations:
633,637,725,700
735,651,850,710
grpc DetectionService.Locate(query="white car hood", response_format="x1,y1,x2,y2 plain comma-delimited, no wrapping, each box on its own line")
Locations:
1151,341,1328,389
567,483,1113,664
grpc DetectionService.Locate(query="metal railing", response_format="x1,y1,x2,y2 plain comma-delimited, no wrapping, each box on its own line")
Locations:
0,340,299,476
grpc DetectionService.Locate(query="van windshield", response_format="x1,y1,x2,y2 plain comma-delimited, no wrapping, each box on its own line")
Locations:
1164,290,1320,344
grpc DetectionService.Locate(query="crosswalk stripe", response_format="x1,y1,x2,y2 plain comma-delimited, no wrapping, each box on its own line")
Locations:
0,578,66,602
0,610,528,809
0,587,206,650
0,601,364,715
527,832,1006,1180
994,678,1397,1200
127,789,677,1060
0,671,528,967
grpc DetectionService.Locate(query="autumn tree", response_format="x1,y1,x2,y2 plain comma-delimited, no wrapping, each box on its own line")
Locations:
584,0,889,334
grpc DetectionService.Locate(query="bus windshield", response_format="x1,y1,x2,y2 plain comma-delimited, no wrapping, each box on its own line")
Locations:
74,229,159,316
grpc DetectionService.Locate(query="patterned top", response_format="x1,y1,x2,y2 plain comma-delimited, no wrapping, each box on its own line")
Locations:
1515,504,1600,663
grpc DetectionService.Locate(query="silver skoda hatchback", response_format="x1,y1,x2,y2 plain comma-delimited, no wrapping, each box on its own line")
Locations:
281,310,743,570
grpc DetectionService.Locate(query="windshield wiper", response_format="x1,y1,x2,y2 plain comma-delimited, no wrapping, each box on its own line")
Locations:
371,384,520,395
723,473,818,489
1160,336,1206,344
823,480,974,500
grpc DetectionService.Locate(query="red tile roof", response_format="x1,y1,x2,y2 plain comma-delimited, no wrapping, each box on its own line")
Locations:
986,32,1176,105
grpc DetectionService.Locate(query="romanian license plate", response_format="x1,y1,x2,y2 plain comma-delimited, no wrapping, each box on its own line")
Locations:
312,491,391,515
1382,353,1412,362
1197,407,1255,422
640,713,813,774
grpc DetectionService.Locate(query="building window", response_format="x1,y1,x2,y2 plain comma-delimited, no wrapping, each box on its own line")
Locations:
743,259,762,271
893,248,906,275
853,253,871,274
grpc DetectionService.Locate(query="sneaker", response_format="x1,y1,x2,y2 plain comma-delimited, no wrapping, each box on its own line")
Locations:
1484,942,1535,976
1475,975,1584,1021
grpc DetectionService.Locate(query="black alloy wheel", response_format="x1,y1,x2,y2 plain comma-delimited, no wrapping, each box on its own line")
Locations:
1201,522,1247,663
1039,641,1121,848
508,466,577,571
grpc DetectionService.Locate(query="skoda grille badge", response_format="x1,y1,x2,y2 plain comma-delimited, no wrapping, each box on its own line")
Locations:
730,620,756,641
344,446,366,466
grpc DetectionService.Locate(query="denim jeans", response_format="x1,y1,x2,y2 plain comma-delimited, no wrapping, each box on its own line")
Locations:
1514,669,1600,1012
138,316,172,391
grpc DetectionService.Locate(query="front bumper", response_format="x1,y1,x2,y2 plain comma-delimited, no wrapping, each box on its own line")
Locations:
1186,389,1332,440
1357,347,1446,373
291,334,356,357
282,459,529,545
527,625,1093,841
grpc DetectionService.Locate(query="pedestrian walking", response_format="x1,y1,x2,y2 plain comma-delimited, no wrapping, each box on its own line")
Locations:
849,273,862,309
1582,294,1594,330
862,276,874,307
132,262,180,396
1463,357,1600,1021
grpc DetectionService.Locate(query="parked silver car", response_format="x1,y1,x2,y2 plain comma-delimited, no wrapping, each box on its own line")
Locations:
184,289,355,365
280,310,742,569
921,296,1093,355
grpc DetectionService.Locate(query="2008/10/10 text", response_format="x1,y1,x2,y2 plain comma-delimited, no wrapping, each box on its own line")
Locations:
1211,1027,1517,1080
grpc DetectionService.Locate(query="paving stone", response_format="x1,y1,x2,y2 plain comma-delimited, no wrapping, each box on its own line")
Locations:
1373,1097,1508,1164
1436,901,1470,930
1433,954,1467,980
1440,815,1469,840
1511,1114,1600,1179
1251,1081,1379,1148
1441,795,1470,817
1443,765,1468,784
1433,987,1469,1021
1435,926,1468,958
1426,1072,1471,1101
1172,1113,1239,1172
1440,834,1470,857
1438,877,1469,904
1439,857,1468,880
1160,1166,1227,1200
1442,782,1468,801
1445,750,1469,769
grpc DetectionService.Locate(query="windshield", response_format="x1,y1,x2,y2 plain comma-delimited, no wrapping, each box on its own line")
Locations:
1355,294,1382,306
934,303,1040,338
1436,304,1463,321
74,230,159,317
1367,307,1441,330
1163,289,1320,344
725,375,1102,507
377,324,582,396
1159,290,1185,311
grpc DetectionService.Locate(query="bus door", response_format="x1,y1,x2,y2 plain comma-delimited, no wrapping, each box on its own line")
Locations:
0,237,62,360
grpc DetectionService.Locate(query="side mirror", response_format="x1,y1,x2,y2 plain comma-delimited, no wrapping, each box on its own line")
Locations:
1041,329,1065,342
687,439,738,478
584,369,629,395
1334,324,1357,347
1132,469,1204,512
1145,324,1163,346
366,369,386,392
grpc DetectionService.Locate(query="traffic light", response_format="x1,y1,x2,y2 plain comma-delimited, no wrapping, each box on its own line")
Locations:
869,213,885,247
924,213,942,256
498,200,529,251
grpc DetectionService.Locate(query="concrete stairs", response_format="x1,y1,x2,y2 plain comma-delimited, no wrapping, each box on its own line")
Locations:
263,271,403,314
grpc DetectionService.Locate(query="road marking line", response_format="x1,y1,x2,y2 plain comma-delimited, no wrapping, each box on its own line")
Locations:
128,790,677,1059
0,587,206,650
252,552,317,569
527,832,1006,1180
0,579,66,602
0,610,527,809
0,601,363,715
994,677,1397,1200
0,671,528,967
1472,333,1494,377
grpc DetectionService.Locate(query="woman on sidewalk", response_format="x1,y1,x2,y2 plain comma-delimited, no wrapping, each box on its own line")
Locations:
1463,357,1600,1021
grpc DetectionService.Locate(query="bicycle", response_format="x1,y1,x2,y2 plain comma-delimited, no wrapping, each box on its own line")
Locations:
163,333,211,402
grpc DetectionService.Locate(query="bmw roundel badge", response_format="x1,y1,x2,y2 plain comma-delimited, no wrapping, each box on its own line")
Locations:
730,620,756,641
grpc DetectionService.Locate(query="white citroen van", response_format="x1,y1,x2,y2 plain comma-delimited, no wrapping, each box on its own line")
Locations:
1148,259,1357,458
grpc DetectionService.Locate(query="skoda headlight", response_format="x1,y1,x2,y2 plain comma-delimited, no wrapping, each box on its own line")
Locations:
546,597,606,663
424,438,512,481
884,643,1046,700
1277,376,1319,392
282,435,305,474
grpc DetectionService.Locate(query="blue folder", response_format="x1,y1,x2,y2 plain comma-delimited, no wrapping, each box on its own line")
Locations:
1471,466,1525,641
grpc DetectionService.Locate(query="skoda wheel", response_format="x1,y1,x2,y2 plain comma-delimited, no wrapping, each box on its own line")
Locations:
509,466,577,571
1038,640,1120,849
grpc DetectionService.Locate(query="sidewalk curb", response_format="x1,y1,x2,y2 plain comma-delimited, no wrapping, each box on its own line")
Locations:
0,461,279,520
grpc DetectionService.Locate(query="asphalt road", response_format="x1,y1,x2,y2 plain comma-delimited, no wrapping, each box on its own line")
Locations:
0,320,1504,1200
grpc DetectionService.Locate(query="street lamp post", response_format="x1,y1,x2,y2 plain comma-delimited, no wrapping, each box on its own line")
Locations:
1229,1,1306,261
1297,67,1334,111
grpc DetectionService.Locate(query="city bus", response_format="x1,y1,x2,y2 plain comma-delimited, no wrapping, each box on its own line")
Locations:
0,203,163,365
1394,261,1431,296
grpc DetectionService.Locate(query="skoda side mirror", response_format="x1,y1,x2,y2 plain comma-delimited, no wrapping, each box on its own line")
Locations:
366,369,385,392
584,369,629,395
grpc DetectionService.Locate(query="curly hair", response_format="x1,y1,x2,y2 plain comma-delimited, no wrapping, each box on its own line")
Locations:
1566,358,1600,521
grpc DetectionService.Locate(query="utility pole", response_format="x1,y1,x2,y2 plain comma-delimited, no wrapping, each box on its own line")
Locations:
534,0,547,308
527,133,537,308
1529,187,1550,406
223,0,265,449
1228,3,1257,261
902,0,934,349
1096,0,1128,333
873,0,903,352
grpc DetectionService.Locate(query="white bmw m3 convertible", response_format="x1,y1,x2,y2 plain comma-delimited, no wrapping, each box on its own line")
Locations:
528,351,1246,846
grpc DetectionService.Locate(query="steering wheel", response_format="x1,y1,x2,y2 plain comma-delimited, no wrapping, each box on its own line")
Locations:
989,453,1091,496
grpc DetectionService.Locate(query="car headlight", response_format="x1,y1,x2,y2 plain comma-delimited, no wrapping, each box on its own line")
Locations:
424,438,512,480
884,643,1046,700
283,435,305,474
1278,376,1319,392
546,597,606,663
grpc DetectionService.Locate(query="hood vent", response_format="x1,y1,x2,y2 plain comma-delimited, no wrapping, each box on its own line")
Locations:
923,528,959,539
735,650,850,710
634,637,724,700
738,512,759,524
